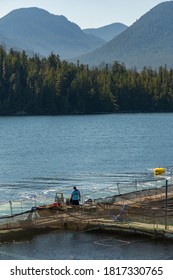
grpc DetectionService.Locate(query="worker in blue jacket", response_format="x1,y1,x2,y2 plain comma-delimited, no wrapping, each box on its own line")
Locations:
71,186,81,205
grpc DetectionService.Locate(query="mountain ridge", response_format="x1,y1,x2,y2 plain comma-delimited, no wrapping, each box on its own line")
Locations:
0,7,105,58
1,3,173,70
76,1,173,70
83,22,128,42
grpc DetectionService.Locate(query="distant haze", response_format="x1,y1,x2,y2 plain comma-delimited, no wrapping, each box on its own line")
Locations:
0,7,105,58
0,7,126,59
76,1,173,70
0,0,166,28
83,23,128,42
1,2,173,70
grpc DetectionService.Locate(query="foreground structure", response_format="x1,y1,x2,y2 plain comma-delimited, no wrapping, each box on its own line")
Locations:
0,184,173,242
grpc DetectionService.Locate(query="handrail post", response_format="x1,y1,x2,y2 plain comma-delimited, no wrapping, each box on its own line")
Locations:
165,179,168,230
9,200,13,217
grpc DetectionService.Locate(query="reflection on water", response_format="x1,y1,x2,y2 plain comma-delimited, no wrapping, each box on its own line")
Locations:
0,231,173,260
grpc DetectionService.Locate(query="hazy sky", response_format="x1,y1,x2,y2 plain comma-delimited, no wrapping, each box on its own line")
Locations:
0,0,166,28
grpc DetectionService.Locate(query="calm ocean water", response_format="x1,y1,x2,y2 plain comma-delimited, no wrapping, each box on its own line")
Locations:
0,113,173,202
0,113,173,259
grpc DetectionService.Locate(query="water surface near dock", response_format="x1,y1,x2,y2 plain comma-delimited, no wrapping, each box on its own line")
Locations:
0,230,173,260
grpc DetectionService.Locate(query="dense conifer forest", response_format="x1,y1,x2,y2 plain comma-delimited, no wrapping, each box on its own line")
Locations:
0,46,173,115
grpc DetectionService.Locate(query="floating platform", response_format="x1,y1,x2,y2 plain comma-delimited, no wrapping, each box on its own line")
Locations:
1,184,173,242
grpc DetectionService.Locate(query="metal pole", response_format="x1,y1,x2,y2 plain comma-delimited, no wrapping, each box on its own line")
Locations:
165,179,168,230
117,183,120,195
9,200,13,217
135,180,137,191
165,179,168,209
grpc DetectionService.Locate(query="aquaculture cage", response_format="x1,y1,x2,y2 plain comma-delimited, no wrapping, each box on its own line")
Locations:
0,171,173,239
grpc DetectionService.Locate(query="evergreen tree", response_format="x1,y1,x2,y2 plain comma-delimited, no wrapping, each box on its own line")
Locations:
0,45,173,115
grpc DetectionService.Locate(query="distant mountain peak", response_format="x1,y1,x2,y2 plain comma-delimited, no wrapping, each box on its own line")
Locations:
83,22,127,42
0,7,105,59
1,7,70,25
76,1,173,70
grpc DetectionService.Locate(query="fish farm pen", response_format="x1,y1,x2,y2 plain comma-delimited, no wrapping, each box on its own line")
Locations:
1,168,173,242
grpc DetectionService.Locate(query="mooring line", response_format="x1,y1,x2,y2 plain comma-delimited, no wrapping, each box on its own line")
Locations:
94,238,130,247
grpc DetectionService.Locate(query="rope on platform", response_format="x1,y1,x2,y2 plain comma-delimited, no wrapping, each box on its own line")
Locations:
0,209,33,220
0,204,66,220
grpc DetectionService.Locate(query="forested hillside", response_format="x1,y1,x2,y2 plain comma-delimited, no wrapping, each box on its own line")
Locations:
0,7,104,59
0,46,173,115
77,1,173,69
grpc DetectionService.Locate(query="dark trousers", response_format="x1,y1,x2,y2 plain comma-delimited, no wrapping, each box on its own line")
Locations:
72,200,79,205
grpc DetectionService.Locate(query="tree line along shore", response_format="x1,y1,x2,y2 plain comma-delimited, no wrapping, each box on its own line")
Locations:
1,46,173,115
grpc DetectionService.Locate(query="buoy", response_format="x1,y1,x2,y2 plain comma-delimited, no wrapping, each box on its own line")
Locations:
154,167,165,176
